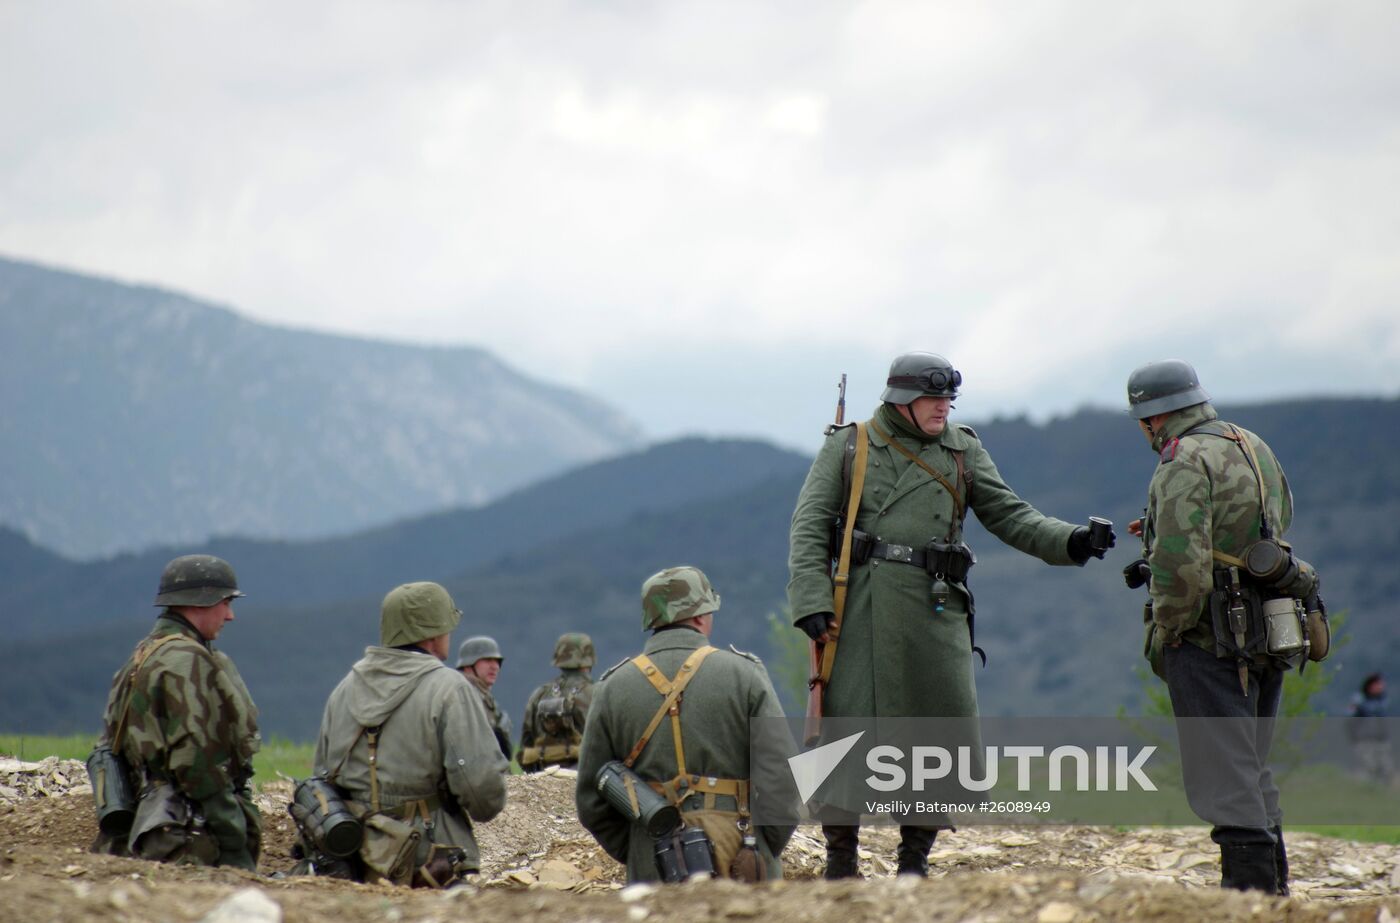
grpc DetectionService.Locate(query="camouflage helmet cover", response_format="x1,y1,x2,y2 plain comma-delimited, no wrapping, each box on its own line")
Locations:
153,554,246,608
640,566,721,630
1126,359,1211,420
456,635,504,668
552,632,595,668
881,351,962,403
380,581,462,647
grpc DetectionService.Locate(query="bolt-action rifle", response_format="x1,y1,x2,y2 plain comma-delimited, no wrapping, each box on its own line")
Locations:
806,372,845,745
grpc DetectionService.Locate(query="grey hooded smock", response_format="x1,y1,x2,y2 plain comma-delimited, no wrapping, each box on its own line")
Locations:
314,646,508,870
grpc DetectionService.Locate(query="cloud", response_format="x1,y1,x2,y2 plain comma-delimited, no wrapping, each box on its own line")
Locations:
2,1,1398,448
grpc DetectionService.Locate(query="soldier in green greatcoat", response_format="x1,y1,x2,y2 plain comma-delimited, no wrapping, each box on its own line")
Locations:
1125,359,1309,895
518,633,595,772
576,567,797,882
92,555,261,869
788,352,1114,878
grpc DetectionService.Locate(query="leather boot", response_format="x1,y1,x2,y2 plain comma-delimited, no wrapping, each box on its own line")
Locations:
1220,843,1278,893
1271,826,1289,896
822,824,860,880
896,826,938,877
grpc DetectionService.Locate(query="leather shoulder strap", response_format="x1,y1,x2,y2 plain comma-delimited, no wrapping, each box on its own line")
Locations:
623,646,718,769
869,419,966,523
817,422,868,687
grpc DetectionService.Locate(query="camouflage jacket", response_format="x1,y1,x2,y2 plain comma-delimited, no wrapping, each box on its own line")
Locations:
465,673,514,761
99,614,260,857
315,646,508,870
518,669,593,767
574,627,797,882
1143,402,1293,652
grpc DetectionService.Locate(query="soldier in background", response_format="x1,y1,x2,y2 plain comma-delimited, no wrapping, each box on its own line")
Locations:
456,636,513,761
1126,359,1300,894
518,632,595,772
314,582,507,884
92,555,261,869
575,566,796,882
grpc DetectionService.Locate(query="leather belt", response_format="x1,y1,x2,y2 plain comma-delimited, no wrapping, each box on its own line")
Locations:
870,541,926,568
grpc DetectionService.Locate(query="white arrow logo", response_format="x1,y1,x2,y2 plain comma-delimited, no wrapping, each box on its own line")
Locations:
787,731,865,803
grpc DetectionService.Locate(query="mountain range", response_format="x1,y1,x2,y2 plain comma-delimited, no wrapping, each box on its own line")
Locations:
2,397,1395,741
0,254,642,559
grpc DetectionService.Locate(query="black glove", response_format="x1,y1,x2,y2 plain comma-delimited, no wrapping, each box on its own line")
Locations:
1067,527,1113,564
795,612,835,642
1123,559,1151,589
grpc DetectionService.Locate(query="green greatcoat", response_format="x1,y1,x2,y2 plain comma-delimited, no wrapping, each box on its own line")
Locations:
1142,402,1294,658
575,627,798,882
788,405,1079,719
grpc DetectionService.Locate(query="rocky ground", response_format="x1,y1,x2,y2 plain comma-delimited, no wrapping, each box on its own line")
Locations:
2,756,1398,923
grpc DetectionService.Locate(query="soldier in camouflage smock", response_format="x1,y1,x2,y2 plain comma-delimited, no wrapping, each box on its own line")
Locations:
788,352,1114,878
93,555,261,869
518,633,595,772
1126,359,1301,895
456,636,513,761
575,567,797,882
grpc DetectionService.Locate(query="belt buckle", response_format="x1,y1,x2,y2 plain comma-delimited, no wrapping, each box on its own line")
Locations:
890,544,911,563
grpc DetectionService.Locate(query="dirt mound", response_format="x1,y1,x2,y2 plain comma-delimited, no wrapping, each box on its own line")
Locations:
1,761,1397,922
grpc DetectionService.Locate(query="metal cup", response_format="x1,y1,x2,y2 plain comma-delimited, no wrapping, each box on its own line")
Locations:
1088,517,1114,553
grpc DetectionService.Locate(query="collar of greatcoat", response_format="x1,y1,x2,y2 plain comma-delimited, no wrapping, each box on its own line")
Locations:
643,625,709,656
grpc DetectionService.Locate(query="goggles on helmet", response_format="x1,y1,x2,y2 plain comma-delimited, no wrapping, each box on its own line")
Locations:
886,366,962,394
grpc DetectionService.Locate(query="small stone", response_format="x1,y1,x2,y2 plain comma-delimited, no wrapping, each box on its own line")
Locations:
1037,902,1078,923
627,907,649,922
620,883,658,903
199,888,282,923
536,859,580,885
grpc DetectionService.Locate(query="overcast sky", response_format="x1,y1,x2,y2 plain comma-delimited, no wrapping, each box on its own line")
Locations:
4,2,1398,451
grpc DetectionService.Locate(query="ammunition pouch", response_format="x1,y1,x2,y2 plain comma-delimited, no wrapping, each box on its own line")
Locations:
128,781,220,865
86,744,137,839
924,540,974,583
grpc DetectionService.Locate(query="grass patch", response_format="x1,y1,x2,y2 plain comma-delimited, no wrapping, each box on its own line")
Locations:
1,732,314,789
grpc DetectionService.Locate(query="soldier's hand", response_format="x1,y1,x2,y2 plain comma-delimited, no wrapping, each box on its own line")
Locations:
1127,518,1144,537
795,612,835,643
1068,527,1112,564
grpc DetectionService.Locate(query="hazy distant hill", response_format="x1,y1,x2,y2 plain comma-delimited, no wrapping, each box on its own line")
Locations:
1,399,1395,739
0,254,642,558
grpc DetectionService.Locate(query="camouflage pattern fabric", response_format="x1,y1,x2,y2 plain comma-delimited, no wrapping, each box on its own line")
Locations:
552,632,596,669
97,614,261,868
1142,402,1293,653
518,669,593,771
788,403,1079,719
640,566,720,630
575,627,798,882
464,673,514,760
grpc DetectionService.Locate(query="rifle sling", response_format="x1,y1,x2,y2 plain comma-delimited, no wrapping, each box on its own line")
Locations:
816,422,868,689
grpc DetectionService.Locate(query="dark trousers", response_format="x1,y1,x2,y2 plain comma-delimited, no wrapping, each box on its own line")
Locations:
1163,641,1283,847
